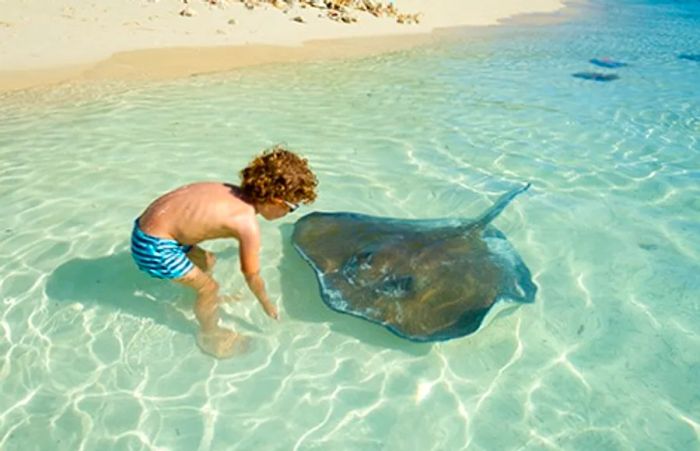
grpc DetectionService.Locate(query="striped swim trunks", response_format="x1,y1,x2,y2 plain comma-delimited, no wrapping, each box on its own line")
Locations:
130,219,194,279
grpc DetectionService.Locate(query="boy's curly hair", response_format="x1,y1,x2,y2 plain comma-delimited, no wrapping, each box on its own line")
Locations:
240,145,318,204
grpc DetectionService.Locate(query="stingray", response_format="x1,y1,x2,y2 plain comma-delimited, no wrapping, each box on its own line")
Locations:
292,184,536,342
590,58,628,69
572,72,619,82
678,53,700,62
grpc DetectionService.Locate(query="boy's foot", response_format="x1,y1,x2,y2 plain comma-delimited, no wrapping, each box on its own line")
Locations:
196,328,248,359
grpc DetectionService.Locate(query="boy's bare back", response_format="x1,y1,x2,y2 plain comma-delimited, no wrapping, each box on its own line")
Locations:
138,182,256,246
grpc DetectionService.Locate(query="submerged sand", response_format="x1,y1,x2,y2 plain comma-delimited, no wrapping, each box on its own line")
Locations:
0,0,567,92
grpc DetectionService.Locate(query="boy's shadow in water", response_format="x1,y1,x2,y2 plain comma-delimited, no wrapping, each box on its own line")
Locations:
45,248,261,336
45,251,196,334
278,224,432,356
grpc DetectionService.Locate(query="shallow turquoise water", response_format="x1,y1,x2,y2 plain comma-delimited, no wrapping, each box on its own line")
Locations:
1,0,699,449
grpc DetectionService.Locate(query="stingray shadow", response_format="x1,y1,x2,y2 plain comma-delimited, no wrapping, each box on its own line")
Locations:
278,224,432,356
45,247,261,336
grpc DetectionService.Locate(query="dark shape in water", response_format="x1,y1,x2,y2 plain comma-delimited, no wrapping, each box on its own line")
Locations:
590,58,628,68
292,184,536,342
678,53,700,62
572,72,619,82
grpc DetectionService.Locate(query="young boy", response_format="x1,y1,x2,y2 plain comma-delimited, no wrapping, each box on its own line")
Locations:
131,146,318,358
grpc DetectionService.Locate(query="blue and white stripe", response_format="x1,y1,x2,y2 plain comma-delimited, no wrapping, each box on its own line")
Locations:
131,219,194,280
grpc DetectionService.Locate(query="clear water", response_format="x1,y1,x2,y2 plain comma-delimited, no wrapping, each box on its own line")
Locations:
1,0,699,449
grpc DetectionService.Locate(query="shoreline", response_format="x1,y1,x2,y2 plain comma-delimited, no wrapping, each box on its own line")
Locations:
0,33,442,94
0,0,574,94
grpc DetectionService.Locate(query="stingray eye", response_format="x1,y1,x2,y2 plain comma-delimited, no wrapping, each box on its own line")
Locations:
356,251,374,263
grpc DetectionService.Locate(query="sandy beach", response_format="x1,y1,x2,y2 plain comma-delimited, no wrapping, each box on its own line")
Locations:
0,0,566,92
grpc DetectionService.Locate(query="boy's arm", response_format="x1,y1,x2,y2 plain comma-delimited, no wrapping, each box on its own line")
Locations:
237,219,279,320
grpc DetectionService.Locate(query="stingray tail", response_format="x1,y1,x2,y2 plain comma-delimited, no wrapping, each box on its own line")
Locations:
469,183,531,230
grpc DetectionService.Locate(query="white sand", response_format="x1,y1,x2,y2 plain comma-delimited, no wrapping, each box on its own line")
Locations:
0,0,565,91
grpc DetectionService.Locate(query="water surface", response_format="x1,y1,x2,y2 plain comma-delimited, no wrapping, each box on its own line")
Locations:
1,0,699,449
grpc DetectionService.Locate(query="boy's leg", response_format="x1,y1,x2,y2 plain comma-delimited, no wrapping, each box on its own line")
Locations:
175,267,245,358
175,266,219,332
186,245,216,273
187,244,242,302
186,246,241,303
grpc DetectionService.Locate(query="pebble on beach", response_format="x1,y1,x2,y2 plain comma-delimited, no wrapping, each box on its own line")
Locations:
179,6,197,16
